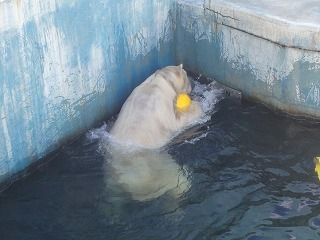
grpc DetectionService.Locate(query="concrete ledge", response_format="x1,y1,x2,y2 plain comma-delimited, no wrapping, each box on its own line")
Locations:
204,0,320,51
177,0,320,118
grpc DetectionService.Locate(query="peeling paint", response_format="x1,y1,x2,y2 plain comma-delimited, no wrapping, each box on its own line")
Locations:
4,0,320,187
307,80,320,106
177,0,320,118
0,0,76,31
0,0,176,183
1,107,12,161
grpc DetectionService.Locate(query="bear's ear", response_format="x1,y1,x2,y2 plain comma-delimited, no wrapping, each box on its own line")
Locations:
179,64,183,69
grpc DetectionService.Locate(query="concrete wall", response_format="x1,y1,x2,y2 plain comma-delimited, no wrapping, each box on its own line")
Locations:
176,0,320,118
2,0,320,185
0,0,176,184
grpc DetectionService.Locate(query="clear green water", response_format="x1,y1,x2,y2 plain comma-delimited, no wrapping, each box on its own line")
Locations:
1,82,320,240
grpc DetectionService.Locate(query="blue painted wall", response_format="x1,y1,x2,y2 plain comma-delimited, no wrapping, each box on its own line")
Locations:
2,0,320,185
0,0,176,183
176,1,320,118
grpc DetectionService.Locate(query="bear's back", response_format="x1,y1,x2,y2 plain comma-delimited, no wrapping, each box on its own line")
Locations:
110,75,177,148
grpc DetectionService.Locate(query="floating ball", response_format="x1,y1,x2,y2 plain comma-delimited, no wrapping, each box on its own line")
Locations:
315,157,320,180
176,93,191,112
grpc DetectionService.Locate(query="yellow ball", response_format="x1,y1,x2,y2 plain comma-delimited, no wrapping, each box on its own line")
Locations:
315,157,320,180
176,93,191,112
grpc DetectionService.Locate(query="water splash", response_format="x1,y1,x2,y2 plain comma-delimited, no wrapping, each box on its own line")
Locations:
85,78,223,146
191,79,224,115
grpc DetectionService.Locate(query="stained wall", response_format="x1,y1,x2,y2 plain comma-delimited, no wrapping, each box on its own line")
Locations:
0,0,176,183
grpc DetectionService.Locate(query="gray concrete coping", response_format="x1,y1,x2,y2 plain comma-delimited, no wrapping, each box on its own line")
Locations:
204,0,320,51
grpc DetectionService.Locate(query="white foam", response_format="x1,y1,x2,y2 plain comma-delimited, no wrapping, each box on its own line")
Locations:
191,79,224,115
184,132,209,144
86,123,108,141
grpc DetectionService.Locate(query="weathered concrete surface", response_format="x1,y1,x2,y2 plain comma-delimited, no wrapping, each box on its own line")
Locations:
205,0,320,51
0,0,176,183
2,0,320,185
177,0,320,118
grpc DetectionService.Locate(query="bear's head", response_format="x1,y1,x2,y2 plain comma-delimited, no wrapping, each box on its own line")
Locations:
156,64,193,95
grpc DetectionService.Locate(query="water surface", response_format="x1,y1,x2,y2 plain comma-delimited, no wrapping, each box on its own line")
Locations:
1,82,320,240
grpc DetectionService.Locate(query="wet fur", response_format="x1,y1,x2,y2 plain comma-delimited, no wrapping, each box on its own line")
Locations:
110,65,204,148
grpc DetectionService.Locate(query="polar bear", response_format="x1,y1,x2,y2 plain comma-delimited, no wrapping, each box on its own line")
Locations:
101,65,204,207
110,64,204,149
103,147,190,202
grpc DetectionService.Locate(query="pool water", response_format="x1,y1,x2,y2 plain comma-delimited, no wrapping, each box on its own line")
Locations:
1,80,320,240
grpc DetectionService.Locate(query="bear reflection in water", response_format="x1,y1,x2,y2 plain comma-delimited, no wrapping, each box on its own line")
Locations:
103,145,190,202
102,65,205,203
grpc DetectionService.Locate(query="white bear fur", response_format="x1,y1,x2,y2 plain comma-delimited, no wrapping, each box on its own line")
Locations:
110,65,204,149
104,148,190,202
102,65,204,204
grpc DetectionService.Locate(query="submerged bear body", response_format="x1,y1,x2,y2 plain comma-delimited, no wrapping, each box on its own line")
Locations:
102,65,205,203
